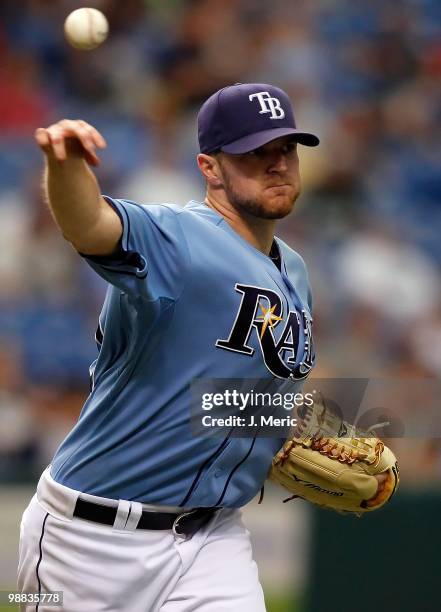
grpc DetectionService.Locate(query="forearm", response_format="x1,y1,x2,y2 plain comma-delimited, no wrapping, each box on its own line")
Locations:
45,154,102,245
36,121,122,255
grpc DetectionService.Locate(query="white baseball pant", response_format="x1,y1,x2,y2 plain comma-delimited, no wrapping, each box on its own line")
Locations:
17,467,266,611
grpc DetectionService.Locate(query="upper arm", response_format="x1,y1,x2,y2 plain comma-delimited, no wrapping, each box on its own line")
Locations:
72,196,123,256
80,198,190,300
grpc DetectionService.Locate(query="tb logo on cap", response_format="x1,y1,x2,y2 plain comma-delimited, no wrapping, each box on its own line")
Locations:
249,91,285,120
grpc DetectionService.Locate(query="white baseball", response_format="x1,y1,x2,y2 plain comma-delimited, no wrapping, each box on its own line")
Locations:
64,8,109,51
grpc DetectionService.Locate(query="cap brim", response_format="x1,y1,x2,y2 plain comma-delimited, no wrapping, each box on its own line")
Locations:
220,127,319,154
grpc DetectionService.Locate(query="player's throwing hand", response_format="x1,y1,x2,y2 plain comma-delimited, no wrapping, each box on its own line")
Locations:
35,119,106,166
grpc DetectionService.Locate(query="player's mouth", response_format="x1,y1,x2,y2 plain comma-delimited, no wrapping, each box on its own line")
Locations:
265,184,292,192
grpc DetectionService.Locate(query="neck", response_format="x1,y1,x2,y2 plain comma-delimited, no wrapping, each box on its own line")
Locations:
204,194,275,255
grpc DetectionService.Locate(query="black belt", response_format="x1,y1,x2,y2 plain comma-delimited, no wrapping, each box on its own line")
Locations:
73,498,220,537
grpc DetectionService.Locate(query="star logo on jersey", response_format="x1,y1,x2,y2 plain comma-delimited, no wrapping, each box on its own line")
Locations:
216,283,314,379
256,302,283,339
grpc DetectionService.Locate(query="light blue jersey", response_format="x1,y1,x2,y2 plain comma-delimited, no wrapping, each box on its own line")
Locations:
51,199,315,507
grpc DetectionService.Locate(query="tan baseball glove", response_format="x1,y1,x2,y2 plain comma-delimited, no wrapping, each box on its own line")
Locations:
268,396,399,515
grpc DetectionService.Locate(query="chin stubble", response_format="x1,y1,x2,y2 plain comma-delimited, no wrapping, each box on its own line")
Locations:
224,179,296,220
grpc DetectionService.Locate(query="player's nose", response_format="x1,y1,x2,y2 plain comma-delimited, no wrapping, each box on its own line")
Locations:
268,152,289,173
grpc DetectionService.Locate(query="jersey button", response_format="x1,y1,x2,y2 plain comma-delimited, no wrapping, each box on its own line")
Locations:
214,469,223,478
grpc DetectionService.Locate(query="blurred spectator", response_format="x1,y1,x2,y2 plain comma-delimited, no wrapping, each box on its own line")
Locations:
334,230,439,323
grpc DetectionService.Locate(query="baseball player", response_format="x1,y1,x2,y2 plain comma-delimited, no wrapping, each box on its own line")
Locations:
18,83,386,611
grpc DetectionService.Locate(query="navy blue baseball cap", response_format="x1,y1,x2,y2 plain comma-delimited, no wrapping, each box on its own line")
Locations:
198,83,319,154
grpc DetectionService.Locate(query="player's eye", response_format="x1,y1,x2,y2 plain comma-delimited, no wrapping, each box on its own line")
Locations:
282,142,297,155
248,148,266,158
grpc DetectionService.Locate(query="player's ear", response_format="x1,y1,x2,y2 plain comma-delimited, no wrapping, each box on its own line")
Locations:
197,153,222,187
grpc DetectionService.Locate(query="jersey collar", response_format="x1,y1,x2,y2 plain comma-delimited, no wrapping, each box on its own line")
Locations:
185,200,284,269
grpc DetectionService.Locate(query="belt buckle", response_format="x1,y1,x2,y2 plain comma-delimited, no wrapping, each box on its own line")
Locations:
172,509,197,539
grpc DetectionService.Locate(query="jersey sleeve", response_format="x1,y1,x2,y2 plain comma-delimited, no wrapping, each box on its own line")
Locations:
81,197,190,300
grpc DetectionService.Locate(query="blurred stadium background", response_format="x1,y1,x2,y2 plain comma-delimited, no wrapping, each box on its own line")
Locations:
0,1,440,610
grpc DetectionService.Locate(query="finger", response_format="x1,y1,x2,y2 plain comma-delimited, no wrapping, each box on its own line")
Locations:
59,120,99,163
48,119,95,154
37,119,104,164
84,148,101,167
73,125,99,159
47,127,67,161
35,128,50,148
78,121,107,148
